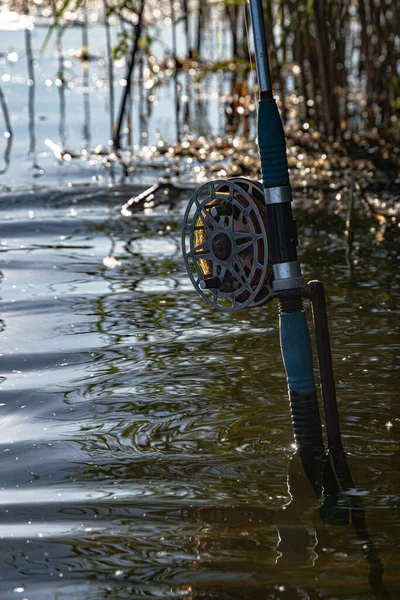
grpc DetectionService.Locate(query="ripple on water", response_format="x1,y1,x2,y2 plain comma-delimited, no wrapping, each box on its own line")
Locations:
0,187,399,599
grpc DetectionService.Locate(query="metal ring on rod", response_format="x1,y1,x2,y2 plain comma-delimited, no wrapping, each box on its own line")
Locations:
182,179,273,312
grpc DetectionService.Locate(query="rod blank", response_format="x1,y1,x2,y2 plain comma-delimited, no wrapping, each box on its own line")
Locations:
248,0,272,93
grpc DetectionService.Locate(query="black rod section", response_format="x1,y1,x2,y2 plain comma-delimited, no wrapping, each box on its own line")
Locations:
309,280,342,450
248,0,272,93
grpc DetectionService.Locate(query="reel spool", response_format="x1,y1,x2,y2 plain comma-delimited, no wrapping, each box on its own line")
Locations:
182,177,273,312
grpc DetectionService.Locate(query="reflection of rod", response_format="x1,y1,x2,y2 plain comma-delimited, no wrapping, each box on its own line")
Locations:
0,83,13,174
181,447,387,598
285,449,387,597
331,450,388,597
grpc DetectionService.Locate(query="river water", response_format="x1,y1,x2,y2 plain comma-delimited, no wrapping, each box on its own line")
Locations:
0,8,224,191
0,184,399,599
1,6,399,600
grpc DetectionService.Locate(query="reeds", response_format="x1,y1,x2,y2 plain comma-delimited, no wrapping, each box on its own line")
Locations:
262,0,399,137
11,0,400,146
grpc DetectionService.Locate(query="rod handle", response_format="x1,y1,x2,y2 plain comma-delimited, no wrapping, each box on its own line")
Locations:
280,310,324,452
258,98,290,188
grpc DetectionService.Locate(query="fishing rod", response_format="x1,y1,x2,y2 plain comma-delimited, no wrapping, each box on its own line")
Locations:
181,0,343,455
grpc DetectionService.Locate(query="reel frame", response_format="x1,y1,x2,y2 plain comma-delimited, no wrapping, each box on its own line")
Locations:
182,178,273,312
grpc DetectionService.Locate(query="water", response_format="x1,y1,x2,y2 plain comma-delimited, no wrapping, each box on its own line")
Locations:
1,6,399,599
0,9,227,191
0,185,399,599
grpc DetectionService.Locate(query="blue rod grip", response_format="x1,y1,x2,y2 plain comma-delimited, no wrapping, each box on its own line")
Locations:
280,311,324,451
257,98,290,188
280,311,316,396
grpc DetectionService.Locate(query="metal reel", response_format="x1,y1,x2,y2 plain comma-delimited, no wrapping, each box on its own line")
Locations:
182,178,273,312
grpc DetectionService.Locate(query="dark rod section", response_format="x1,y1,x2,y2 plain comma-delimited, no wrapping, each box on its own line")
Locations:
309,280,343,450
279,307,324,453
265,202,299,265
248,0,272,93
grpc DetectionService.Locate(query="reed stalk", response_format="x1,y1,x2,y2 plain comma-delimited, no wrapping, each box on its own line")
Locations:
113,0,145,151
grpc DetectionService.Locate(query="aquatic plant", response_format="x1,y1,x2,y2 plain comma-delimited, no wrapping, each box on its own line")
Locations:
16,0,398,138
2,0,398,234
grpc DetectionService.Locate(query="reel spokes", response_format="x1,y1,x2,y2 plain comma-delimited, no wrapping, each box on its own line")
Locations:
182,178,272,312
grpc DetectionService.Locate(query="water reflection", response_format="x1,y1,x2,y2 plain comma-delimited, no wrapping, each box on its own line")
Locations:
0,187,398,598
0,270,4,337
24,4,44,178
181,448,388,599
81,0,91,150
57,26,67,146
103,0,115,145
0,2,397,218
0,83,12,175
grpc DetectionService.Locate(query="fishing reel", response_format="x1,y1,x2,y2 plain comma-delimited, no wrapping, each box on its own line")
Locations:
182,177,273,312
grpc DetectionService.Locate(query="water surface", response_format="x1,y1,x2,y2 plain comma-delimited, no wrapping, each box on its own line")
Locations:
0,186,399,599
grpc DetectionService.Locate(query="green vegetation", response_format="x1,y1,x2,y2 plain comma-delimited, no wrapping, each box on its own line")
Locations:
2,0,399,229
33,0,399,138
